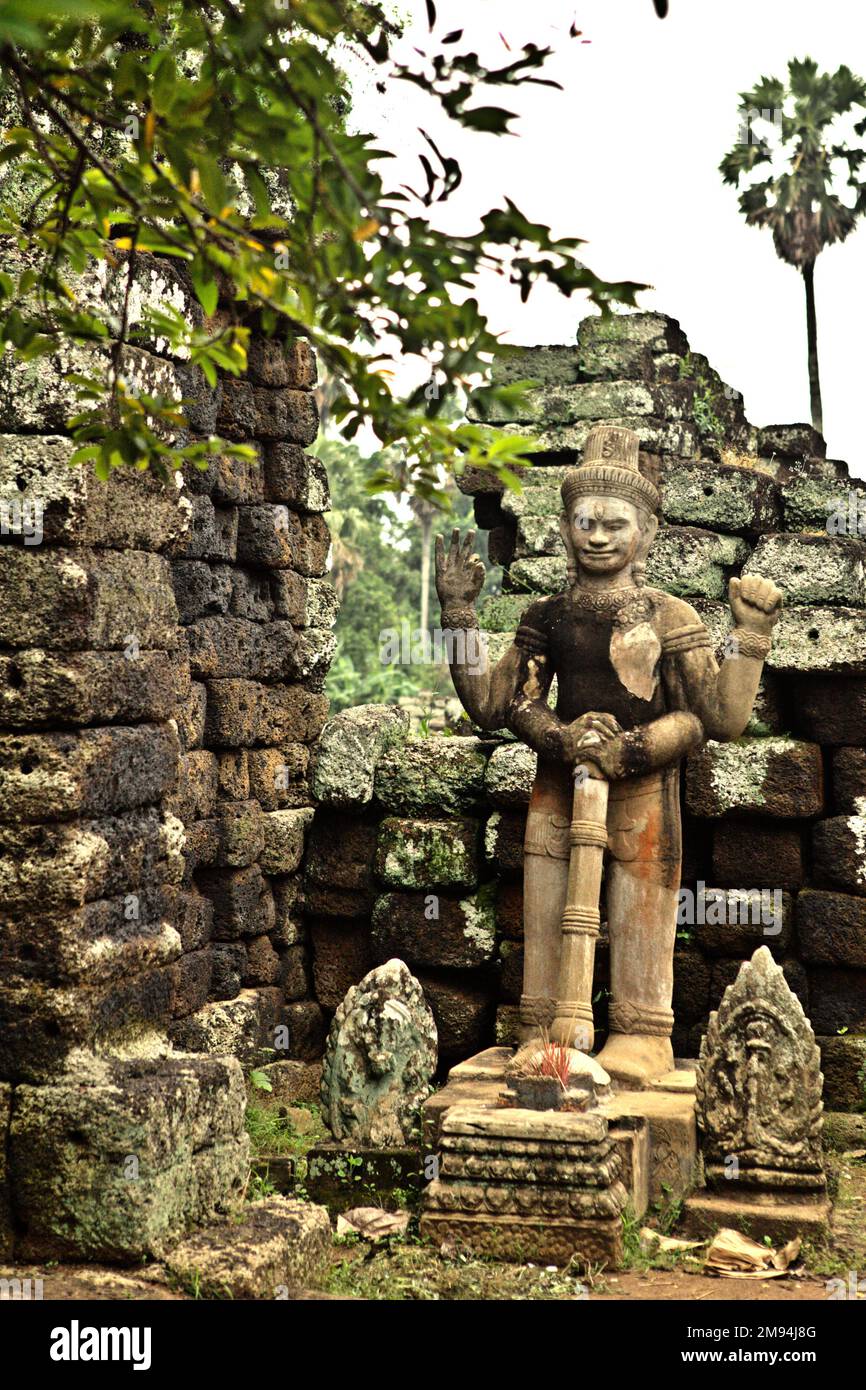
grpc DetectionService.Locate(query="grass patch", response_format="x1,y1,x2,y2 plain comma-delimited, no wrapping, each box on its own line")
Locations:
245,1101,326,1158
323,1238,600,1301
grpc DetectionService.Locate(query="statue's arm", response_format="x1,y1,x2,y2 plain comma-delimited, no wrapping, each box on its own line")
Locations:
662,578,783,741
435,527,534,731
580,709,705,780
445,631,524,732
506,643,571,759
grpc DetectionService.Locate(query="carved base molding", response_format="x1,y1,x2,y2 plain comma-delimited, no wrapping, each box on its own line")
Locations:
419,1103,628,1267
419,1212,624,1267
704,1163,826,1192
421,1047,702,1228
426,1178,628,1220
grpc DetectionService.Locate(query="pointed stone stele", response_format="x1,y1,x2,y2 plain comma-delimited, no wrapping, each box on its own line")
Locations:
320,959,437,1148
683,946,831,1240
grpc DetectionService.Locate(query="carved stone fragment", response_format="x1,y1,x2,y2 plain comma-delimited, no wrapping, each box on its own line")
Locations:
320,959,437,1147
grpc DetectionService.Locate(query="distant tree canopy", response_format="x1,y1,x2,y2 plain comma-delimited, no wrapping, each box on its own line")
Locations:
0,0,645,500
316,433,495,710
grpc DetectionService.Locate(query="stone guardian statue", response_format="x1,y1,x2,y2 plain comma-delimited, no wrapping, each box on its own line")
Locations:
435,424,782,1087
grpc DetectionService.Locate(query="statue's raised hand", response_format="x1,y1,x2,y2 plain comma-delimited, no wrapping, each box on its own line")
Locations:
728,575,783,636
435,529,486,609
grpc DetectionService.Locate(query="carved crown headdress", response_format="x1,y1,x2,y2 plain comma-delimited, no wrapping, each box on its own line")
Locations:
561,425,659,516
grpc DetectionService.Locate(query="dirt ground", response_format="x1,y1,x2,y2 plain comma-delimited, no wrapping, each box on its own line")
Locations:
0,1265,184,1301
2,1151,863,1302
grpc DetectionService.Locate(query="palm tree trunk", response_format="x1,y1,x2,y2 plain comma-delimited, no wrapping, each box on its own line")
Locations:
803,260,823,437
419,516,431,636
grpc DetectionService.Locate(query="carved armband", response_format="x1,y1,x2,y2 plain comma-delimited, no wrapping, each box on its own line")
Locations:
731,627,772,661
661,622,712,657
440,604,479,631
514,622,548,657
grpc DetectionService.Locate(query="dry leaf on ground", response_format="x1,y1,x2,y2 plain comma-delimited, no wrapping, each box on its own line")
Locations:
639,1228,707,1254
704,1227,800,1279
336,1208,410,1241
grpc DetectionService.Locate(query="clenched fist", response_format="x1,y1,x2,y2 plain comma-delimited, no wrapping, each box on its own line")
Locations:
435,529,486,608
729,575,783,637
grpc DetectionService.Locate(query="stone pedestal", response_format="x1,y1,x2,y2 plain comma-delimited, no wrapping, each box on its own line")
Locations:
420,1105,627,1266
601,1088,698,1209
421,1047,700,1252
681,1189,832,1243
304,1144,424,1214
421,1046,513,1147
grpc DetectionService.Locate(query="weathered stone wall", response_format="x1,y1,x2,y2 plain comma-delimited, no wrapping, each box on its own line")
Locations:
0,252,335,1259
301,313,866,1118
164,312,337,1073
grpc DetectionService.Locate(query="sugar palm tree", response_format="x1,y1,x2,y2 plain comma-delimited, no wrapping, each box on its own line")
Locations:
720,58,866,436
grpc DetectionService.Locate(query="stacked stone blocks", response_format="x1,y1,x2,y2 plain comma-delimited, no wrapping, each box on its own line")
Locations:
0,253,334,1258
166,312,337,1072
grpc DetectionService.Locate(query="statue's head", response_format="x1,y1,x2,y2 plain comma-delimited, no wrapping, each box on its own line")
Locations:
560,425,659,585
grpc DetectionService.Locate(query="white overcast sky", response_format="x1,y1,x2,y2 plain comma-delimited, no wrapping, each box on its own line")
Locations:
347,0,866,475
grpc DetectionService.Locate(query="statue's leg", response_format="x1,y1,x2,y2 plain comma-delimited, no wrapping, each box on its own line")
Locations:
519,764,571,1045
594,769,679,1087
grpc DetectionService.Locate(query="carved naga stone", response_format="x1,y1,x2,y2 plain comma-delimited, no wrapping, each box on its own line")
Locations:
436,423,783,1088
696,946,825,1190
320,959,437,1147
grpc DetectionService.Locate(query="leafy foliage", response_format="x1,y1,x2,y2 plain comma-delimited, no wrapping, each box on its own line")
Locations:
0,0,644,496
316,434,493,710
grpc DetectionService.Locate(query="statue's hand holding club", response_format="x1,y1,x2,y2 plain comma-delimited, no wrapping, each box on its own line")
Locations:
563,710,622,778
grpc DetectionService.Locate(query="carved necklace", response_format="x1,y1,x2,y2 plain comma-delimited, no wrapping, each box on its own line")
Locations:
569,584,654,629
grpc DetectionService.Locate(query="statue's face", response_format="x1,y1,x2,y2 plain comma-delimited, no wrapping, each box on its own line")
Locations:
568,495,644,576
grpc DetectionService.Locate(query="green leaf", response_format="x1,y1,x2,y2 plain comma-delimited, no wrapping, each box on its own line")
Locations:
243,165,271,219
191,272,218,317
460,106,519,134
69,445,101,466
196,154,229,214
0,143,30,168
115,50,146,100
198,358,217,387
151,54,179,116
